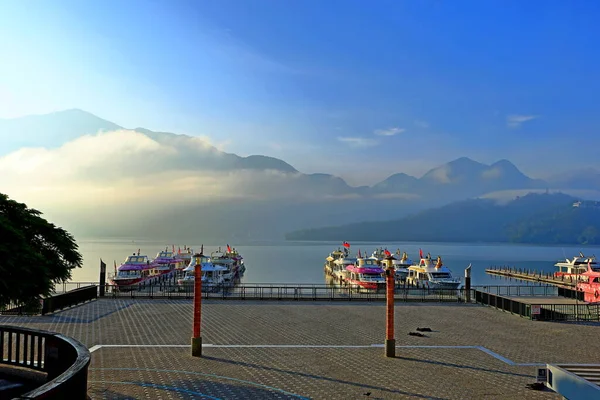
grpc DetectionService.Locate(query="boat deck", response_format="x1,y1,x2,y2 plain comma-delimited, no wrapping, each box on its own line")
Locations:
3,299,600,399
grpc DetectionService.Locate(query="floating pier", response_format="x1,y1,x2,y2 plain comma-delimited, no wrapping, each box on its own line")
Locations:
486,266,577,287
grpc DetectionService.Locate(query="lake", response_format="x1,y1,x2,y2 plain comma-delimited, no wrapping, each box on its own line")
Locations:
71,238,600,287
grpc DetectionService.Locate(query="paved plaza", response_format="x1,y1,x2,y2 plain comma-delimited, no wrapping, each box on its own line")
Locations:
2,299,599,399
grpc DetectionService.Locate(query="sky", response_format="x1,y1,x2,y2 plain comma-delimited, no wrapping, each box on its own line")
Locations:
0,0,599,184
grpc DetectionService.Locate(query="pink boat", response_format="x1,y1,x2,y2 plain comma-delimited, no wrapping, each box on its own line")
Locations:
150,248,186,276
111,252,153,289
345,257,386,291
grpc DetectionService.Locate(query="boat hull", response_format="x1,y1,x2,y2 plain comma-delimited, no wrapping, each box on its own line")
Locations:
346,279,386,291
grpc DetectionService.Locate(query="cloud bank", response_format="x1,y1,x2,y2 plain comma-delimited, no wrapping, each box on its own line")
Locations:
0,130,359,221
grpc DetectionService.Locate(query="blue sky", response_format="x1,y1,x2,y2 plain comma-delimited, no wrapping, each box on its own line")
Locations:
0,0,599,183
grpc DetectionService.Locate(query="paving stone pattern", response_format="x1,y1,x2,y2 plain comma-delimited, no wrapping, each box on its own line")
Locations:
3,299,597,399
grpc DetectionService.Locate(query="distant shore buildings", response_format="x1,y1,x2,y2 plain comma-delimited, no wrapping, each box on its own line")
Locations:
573,200,600,209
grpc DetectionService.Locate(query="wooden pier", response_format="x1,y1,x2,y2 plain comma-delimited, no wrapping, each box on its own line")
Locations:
486,266,578,287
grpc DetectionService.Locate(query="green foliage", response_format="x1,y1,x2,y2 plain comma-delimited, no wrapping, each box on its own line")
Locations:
0,193,82,307
286,193,600,245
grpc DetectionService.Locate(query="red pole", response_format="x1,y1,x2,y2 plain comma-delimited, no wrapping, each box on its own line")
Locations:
384,256,395,357
191,252,203,357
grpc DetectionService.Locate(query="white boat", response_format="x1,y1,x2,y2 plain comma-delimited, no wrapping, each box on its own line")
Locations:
392,251,412,280
554,252,598,277
177,252,227,289
211,248,236,281
175,246,194,269
325,249,345,275
332,256,357,282
407,256,461,289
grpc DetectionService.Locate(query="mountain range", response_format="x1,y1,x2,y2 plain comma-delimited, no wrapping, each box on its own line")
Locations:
286,193,600,245
1,109,600,241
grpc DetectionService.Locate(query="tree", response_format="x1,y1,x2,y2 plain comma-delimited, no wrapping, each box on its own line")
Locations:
0,193,82,307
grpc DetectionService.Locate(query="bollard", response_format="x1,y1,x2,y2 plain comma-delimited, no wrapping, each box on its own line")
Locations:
99,259,106,297
465,264,472,303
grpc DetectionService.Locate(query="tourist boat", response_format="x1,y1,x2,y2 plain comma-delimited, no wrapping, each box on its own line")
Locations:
150,248,186,276
575,261,600,303
210,246,243,282
224,245,246,276
392,250,412,280
325,248,345,275
111,251,153,289
175,246,194,269
332,256,358,283
344,255,385,291
407,255,462,289
554,253,598,278
177,252,228,290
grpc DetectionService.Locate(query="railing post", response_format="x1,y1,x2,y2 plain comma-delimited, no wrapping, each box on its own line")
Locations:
465,265,471,303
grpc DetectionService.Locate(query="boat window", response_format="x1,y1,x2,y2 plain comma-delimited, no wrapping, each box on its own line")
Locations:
431,272,451,278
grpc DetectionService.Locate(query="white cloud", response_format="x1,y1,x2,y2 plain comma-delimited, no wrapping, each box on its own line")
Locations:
374,127,405,136
337,137,378,147
506,114,539,128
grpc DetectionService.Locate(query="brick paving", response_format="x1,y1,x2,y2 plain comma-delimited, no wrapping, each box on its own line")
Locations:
3,299,599,399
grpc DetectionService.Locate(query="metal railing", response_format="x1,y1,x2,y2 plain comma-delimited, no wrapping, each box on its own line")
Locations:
474,289,600,321
84,282,471,302
474,290,531,317
41,285,97,315
0,325,90,399
0,299,42,316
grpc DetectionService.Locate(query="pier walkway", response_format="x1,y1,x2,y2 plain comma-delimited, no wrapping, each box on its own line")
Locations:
2,299,599,399
486,266,578,287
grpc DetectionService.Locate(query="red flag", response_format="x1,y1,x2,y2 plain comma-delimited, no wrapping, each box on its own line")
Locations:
358,249,362,258
384,249,391,257
343,241,350,248
419,248,423,259
178,246,181,254
227,244,232,253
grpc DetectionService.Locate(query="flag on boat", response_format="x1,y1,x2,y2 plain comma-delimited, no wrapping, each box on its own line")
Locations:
384,249,391,257
227,244,232,253
419,248,423,259
172,244,175,253
137,248,140,255
358,249,362,258
113,260,117,275
343,241,350,248
178,246,181,254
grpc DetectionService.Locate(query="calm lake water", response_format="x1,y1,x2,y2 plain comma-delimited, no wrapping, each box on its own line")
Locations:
71,238,600,287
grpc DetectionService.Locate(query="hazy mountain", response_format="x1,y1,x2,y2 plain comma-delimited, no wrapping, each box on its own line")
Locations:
0,109,122,152
1,109,598,241
286,193,600,245
373,157,547,201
